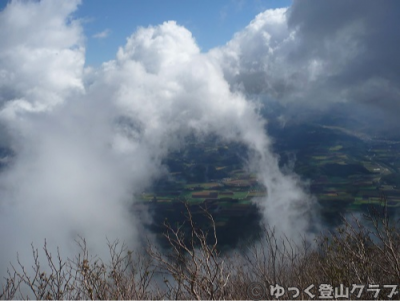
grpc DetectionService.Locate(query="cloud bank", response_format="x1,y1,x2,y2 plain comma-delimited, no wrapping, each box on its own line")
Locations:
0,0,312,272
213,0,400,116
1,0,398,276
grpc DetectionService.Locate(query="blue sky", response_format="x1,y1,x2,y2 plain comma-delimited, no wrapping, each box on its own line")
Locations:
72,0,291,66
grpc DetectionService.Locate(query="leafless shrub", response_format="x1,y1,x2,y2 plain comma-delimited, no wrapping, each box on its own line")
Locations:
313,196,400,298
1,237,159,300
147,202,232,300
2,196,400,300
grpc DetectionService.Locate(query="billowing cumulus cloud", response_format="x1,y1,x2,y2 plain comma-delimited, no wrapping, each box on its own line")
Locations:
88,20,314,240
0,0,84,119
210,8,308,101
5,0,399,278
213,0,400,118
0,0,400,278
0,0,125,273
0,0,351,277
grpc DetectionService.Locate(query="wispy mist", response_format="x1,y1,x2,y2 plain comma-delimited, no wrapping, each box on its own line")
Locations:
2,0,397,276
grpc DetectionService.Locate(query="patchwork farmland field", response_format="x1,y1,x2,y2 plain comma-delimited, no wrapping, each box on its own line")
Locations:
133,123,400,246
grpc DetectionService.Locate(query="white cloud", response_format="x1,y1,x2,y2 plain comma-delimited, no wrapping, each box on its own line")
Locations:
0,0,123,274
93,28,111,39
210,8,310,101
0,1,326,279
0,0,84,120
213,1,400,116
